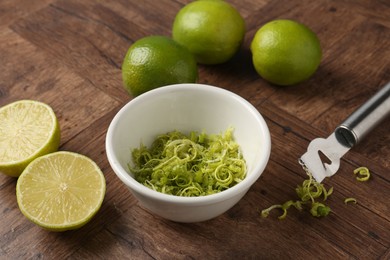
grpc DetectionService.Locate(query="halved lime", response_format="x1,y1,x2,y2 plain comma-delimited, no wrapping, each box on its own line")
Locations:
16,151,106,231
0,100,60,177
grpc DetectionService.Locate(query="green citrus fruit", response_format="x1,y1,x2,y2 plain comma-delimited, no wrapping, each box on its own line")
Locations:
172,0,246,65
0,100,60,177
16,151,106,231
250,19,322,85
121,35,198,96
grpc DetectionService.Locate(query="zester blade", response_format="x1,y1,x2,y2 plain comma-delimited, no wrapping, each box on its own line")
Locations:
299,81,390,183
299,132,350,183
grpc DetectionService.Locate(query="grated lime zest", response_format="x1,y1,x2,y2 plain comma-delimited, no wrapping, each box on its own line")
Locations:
261,168,332,219
353,166,370,182
129,128,246,197
344,198,357,204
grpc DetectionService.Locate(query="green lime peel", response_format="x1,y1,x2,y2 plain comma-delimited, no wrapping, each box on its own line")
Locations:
353,166,370,182
344,198,357,204
261,166,371,219
129,128,246,197
343,166,371,205
261,169,332,219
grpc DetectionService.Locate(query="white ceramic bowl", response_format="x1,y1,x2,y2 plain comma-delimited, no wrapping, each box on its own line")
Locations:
106,84,271,223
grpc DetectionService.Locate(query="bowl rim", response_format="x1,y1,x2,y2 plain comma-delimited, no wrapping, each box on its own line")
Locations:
106,83,271,205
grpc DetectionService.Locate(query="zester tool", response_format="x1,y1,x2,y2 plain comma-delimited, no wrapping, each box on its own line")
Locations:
299,81,390,183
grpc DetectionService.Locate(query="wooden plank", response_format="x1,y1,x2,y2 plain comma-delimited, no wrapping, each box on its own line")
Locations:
0,29,120,144
0,0,53,27
0,0,389,259
10,2,129,102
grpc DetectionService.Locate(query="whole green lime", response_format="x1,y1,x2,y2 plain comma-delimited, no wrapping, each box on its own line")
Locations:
172,0,245,65
250,19,322,86
121,36,198,96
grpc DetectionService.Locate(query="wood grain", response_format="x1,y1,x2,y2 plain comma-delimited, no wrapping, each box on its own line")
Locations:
1,0,389,259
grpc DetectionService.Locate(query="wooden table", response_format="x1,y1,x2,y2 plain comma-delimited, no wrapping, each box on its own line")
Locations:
1,0,389,259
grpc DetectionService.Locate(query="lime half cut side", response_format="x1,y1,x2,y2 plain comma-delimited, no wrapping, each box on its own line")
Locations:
16,151,106,231
0,100,61,177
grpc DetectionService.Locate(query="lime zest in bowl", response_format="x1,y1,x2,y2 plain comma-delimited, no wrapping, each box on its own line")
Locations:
129,128,246,197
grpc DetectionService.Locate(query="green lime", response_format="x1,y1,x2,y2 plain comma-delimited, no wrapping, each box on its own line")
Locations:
250,19,322,85
16,151,106,231
0,100,61,177
172,0,245,65
121,35,198,96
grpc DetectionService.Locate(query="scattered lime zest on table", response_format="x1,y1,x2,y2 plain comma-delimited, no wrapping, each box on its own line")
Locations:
353,166,370,182
343,167,371,205
262,166,374,219
261,168,332,219
261,200,302,220
344,198,357,204
129,127,246,197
